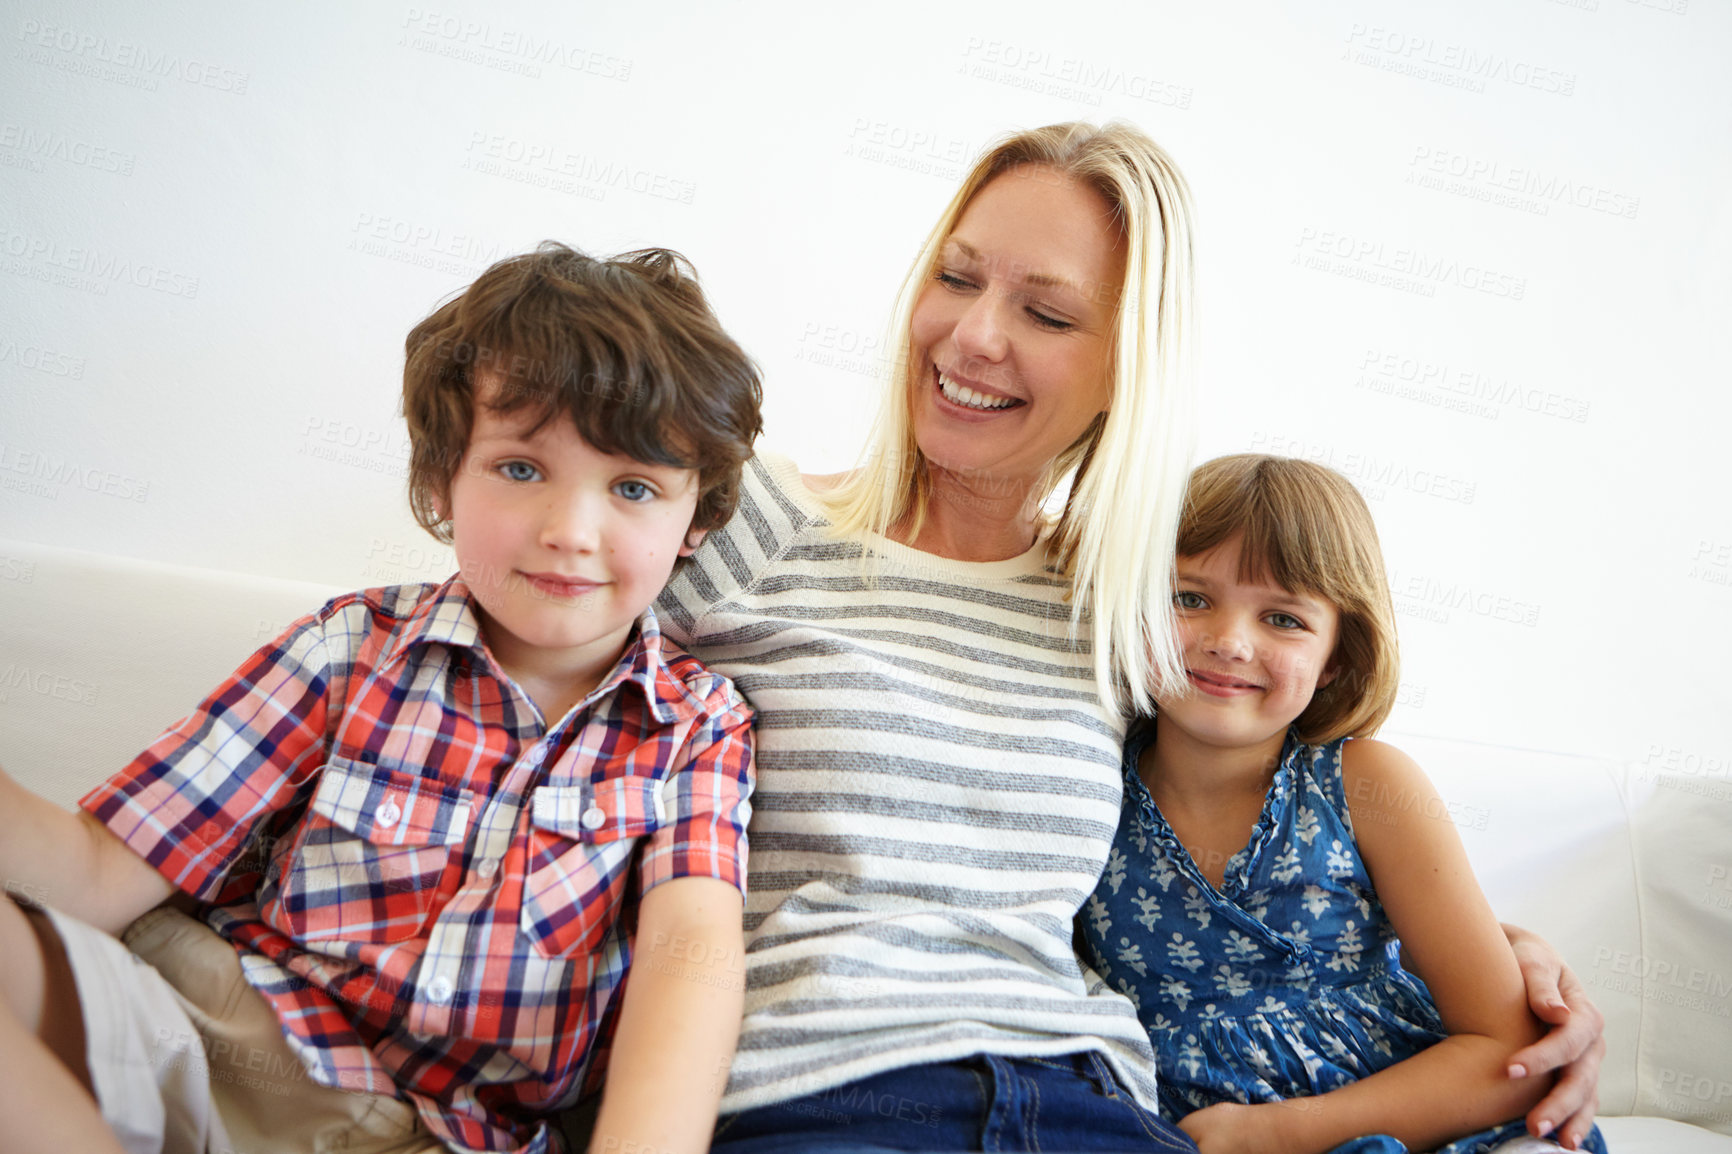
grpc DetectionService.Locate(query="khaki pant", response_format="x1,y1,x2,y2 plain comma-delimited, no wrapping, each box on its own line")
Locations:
43,904,446,1154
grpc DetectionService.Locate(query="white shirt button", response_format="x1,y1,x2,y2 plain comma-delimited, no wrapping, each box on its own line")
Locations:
523,748,544,769
426,976,454,1004
374,799,401,829
476,858,498,879
580,805,606,831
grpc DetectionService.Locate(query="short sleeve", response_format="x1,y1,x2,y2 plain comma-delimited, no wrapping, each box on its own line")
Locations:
636,679,755,896
79,609,337,903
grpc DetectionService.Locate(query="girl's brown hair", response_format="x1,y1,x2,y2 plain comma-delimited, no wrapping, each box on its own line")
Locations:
402,242,762,546
1178,454,1400,742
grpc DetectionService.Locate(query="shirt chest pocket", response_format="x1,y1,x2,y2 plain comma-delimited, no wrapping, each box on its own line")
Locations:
272,756,474,946
520,775,670,961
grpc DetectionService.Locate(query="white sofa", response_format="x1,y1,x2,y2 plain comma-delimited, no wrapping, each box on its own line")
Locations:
2,536,1728,1153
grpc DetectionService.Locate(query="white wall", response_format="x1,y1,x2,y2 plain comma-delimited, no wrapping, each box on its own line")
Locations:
3,0,1727,774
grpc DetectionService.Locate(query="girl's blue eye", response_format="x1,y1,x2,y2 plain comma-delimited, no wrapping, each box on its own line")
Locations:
615,480,654,502
1174,590,1207,610
1267,612,1305,630
1029,309,1073,331
936,270,974,290
500,460,540,482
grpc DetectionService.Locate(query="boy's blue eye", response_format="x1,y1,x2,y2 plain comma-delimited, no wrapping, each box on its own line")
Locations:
614,479,654,502
500,461,541,482
1174,591,1207,610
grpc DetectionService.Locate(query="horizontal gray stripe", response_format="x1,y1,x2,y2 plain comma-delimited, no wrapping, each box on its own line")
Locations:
733,670,1112,733
749,951,1070,991
743,872,1090,918
755,791,1115,842
728,1022,1131,1092
749,831,1103,876
728,636,1102,704
746,913,1084,975
784,540,1072,587
753,750,1121,804
713,626,1099,690
752,571,1080,626
754,710,1118,768
709,599,1091,659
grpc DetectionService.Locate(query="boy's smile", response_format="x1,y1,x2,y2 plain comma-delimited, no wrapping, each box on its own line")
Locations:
1156,535,1340,758
443,378,704,708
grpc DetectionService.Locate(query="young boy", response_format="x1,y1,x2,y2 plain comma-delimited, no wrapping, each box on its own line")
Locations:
0,243,763,1154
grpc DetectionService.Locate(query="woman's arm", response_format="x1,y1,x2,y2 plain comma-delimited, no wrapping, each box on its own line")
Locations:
1502,922,1605,1148
1180,739,1553,1154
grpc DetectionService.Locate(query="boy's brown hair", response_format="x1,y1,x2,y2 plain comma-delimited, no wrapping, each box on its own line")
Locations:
402,242,762,547
1176,454,1401,742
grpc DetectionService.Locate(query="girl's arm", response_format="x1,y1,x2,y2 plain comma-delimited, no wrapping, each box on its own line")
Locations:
1180,739,1552,1154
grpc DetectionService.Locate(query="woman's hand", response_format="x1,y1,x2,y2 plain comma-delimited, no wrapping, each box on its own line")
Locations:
1177,1101,1284,1154
1503,923,1606,1150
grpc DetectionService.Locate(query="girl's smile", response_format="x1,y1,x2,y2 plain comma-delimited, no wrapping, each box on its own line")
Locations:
1156,533,1340,758
1186,667,1263,696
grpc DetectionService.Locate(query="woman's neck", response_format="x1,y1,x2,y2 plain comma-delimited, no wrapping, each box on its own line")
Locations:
891,466,1044,562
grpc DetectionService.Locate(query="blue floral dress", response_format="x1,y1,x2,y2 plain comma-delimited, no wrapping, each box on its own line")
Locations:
1081,721,1607,1154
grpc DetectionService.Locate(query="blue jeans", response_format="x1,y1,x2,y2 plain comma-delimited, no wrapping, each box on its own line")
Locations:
709,1051,1197,1153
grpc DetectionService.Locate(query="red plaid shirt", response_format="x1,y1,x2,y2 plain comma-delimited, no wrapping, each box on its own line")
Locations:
82,578,754,1154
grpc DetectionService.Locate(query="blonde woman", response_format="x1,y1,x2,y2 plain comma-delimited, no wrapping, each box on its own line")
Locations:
651,122,1603,1153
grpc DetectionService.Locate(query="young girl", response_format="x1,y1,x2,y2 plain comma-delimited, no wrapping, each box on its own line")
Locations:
1082,454,1608,1154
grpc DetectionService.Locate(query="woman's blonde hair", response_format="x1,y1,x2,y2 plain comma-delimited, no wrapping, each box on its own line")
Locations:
822,121,1198,714
1178,454,1401,742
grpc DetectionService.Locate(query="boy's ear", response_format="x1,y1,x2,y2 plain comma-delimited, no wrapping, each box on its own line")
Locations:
678,527,708,557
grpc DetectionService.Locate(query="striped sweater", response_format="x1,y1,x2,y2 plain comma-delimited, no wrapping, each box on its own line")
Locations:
656,452,1161,1113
